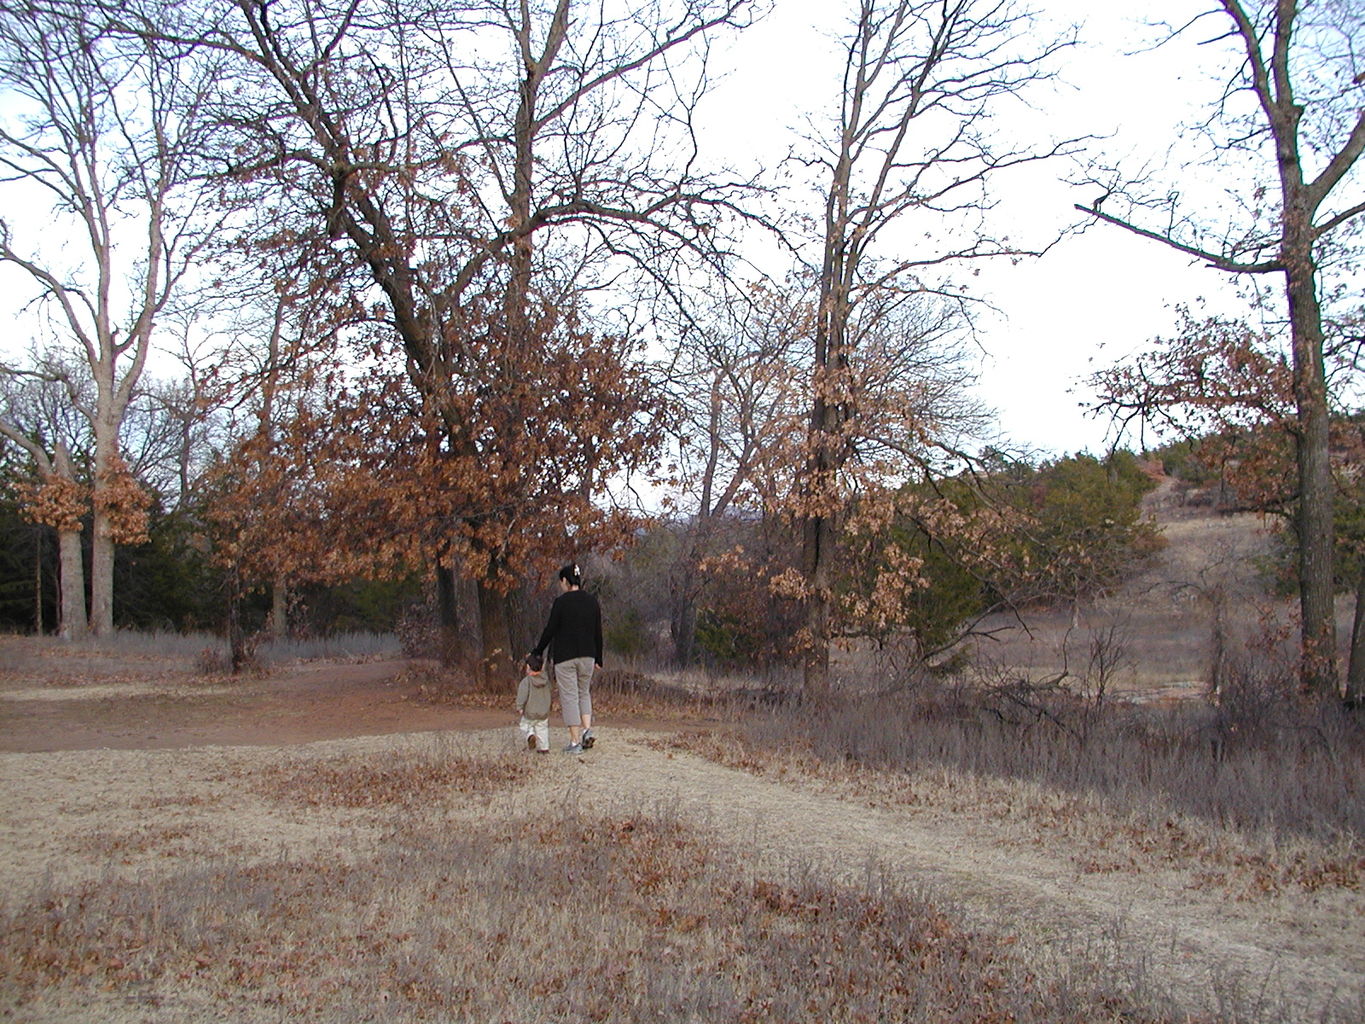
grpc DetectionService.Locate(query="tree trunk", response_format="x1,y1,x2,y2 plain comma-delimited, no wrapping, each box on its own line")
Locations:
670,592,697,667
436,563,458,629
268,572,289,639
504,584,534,664
1346,572,1365,706
477,580,512,690
668,544,703,667
33,527,43,636
1209,586,1229,697
88,425,118,636
88,513,114,635
1294,410,1338,695
228,564,250,674
434,563,473,667
802,510,834,696
56,528,86,640
1284,217,1338,697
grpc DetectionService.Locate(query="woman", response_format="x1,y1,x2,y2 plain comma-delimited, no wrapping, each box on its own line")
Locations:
530,562,603,754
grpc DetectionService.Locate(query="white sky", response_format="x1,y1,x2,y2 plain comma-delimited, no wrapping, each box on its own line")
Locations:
0,0,1261,461
699,0,1252,459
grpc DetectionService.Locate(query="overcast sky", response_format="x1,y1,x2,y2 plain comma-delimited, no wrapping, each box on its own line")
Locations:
0,0,1255,461
700,0,1250,459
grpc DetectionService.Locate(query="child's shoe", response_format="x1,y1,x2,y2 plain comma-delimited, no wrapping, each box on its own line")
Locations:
526,733,538,751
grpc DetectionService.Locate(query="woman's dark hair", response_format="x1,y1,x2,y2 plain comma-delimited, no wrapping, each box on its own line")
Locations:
558,562,583,587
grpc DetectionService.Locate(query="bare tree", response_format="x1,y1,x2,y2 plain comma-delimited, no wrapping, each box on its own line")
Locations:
795,0,1077,693
664,281,808,664
1077,0,1365,698
0,3,222,634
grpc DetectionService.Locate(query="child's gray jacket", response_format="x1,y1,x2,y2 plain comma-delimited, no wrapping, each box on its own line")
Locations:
516,673,552,720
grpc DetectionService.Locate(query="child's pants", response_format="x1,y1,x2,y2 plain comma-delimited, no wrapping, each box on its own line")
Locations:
519,716,549,751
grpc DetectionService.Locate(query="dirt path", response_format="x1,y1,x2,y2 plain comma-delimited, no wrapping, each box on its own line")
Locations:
0,657,508,752
1,645,1360,1021
565,733,1364,1023
4,727,1358,1021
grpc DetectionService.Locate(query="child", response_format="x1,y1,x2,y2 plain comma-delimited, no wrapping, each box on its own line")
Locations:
516,652,551,753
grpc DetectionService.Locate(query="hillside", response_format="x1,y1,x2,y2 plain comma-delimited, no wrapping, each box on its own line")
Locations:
965,475,1308,698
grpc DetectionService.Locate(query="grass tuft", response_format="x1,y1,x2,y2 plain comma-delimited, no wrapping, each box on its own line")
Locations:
253,749,531,810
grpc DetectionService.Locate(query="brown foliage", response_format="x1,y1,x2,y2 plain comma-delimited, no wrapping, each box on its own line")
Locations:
16,474,87,533
93,455,152,547
209,302,666,599
16,454,152,545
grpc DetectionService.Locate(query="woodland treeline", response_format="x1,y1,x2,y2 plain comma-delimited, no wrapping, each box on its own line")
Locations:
0,1,1361,699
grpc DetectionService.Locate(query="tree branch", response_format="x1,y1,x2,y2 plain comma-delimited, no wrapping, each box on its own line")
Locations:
1074,203,1282,273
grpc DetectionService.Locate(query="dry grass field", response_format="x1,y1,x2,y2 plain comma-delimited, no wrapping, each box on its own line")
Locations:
0,499,1362,1023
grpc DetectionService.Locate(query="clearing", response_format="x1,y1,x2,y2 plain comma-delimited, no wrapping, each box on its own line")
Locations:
0,635,1360,1022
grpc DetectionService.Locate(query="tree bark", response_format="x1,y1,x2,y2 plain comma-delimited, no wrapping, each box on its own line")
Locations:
89,415,130,636
1346,571,1365,706
88,515,115,635
434,562,472,667
669,580,697,667
268,572,289,639
228,564,249,674
477,580,512,690
504,584,535,664
802,511,835,694
56,528,87,641
1281,119,1338,697
33,527,43,636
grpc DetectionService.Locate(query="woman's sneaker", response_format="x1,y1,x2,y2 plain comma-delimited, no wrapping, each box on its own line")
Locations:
563,742,583,754
581,728,595,750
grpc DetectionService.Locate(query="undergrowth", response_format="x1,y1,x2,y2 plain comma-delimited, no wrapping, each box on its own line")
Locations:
51,629,401,667
728,670,1364,845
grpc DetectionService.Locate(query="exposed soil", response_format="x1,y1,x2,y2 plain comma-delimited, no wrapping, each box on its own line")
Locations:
0,652,497,754
1,637,1361,1022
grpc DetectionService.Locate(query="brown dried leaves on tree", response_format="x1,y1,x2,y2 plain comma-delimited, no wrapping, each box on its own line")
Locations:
209,302,667,612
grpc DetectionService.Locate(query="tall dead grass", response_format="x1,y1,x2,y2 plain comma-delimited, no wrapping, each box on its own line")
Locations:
41,629,401,664
739,666,1364,847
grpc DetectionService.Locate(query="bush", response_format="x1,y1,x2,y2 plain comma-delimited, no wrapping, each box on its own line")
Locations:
604,607,651,659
